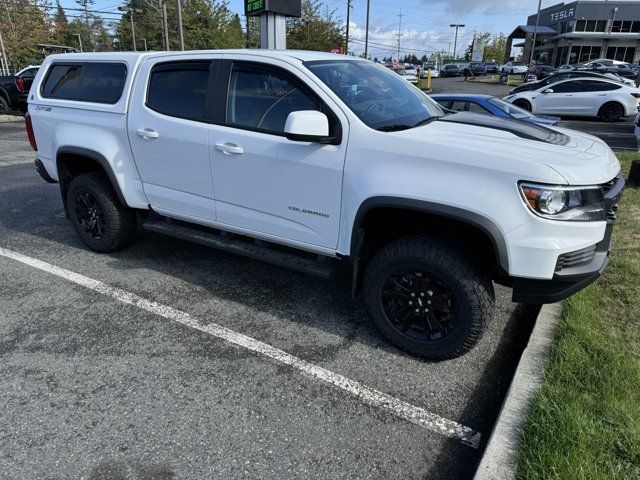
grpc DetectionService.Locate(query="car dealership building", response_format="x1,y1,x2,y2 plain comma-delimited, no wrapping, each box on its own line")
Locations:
506,0,640,66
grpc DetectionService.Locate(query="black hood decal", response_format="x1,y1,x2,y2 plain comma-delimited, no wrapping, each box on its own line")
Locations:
437,112,570,146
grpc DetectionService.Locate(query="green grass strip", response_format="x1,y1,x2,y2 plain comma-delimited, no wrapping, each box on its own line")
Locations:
516,152,640,480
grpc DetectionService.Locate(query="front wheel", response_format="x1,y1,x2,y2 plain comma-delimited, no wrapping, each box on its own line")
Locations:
362,236,494,360
513,98,532,112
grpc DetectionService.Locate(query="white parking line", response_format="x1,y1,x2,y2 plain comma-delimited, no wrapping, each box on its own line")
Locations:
0,159,33,167
0,246,481,449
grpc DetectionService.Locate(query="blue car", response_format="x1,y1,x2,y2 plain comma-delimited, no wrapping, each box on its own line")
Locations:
430,94,560,126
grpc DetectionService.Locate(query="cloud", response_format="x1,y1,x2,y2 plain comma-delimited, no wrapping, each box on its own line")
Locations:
419,0,533,15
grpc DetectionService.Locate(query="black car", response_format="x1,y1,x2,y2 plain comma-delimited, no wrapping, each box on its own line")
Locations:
508,71,621,94
482,62,499,74
530,64,557,79
0,66,39,114
440,64,462,77
463,62,487,76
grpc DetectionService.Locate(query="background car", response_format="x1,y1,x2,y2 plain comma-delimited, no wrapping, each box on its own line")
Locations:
482,62,499,74
420,65,440,78
396,68,418,84
501,61,528,74
430,93,560,126
504,77,640,122
508,71,627,95
462,62,487,76
634,111,640,148
530,64,557,79
0,65,40,113
440,64,461,77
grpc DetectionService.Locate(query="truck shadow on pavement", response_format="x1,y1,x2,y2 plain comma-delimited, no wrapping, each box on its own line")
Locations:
0,179,539,479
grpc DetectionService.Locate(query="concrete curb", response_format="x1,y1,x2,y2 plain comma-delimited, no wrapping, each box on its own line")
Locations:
473,302,563,480
0,114,24,123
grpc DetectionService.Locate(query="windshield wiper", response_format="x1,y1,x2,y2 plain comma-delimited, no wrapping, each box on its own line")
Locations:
376,118,433,132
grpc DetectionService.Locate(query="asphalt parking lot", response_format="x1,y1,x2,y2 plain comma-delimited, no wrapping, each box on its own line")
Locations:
0,121,541,479
430,76,638,151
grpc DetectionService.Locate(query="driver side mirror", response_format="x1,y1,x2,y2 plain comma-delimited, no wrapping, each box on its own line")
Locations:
284,111,332,143
542,88,554,94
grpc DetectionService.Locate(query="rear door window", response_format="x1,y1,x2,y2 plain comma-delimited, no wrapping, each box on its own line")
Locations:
146,61,211,122
42,62,127,103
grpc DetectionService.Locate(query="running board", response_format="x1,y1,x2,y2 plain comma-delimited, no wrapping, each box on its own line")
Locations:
142,220,336,279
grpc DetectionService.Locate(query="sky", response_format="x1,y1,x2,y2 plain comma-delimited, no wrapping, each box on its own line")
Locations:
57,0,633,58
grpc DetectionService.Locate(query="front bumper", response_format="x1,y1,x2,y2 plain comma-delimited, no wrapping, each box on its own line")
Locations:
510,174,624,304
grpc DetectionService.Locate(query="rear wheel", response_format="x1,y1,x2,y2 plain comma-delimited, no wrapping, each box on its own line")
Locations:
363,236,494,360
599,102,623,122
513,98,532,112
0,96,9,114
67,172,137,253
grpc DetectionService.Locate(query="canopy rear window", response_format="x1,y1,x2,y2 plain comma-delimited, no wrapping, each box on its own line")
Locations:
42,62,127,104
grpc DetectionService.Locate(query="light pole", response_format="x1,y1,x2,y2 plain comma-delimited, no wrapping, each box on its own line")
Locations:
74,33,83,52
176,0,184,50
118,6,143,51
529,0,542,67
364,0,370,59
450,24,464,60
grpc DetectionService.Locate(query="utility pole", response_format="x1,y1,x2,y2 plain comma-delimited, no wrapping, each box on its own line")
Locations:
397,9,403,60
162,1,170,50
176,0,184,50
141,38,148,51
75,33,83,52
0,28,8,75
246,16,250,48
118,6,143,51
529,0,542,67
345,0,351,54
449,23,465,60
364,0,370,59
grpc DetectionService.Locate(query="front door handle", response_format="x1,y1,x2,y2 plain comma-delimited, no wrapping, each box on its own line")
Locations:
137,128,159,139
215,143,244,155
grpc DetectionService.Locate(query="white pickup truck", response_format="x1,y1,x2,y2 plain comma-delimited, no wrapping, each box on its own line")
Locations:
26,50,624,360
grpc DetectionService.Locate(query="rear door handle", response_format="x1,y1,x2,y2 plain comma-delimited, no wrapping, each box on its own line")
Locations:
137,128,159,139
215,143,244,155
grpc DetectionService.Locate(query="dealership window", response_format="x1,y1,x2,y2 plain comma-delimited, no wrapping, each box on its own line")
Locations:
569,45,601,64
606,46,636,63
574,19,607,33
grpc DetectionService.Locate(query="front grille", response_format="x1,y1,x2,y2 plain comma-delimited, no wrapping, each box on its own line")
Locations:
601,174,620,194
555,244,597,272
601,174,625,223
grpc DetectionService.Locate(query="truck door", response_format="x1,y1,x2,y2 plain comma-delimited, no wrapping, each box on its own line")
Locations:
128,56,219,221
208,59,348,249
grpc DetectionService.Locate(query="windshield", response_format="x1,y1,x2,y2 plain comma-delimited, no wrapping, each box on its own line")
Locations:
305,60,444,131
487,97,532,120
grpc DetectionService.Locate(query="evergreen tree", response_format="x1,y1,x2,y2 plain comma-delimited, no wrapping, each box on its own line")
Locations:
287,0,344,52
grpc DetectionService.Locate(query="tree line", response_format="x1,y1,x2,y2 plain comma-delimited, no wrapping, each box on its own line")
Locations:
0,0,345,70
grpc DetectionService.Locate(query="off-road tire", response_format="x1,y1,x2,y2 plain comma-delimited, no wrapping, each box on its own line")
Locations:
0,96,9,115
67,172,137,253
362,236,494,360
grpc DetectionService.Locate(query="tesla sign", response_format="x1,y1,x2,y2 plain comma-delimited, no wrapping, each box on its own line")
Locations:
550,8,574,22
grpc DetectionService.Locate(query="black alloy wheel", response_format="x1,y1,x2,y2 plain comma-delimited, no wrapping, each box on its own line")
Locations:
74,190,106,239
381,269,458,343
599,103,623,122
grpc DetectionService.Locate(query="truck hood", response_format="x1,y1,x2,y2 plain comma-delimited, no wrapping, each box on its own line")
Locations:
394,113,620,185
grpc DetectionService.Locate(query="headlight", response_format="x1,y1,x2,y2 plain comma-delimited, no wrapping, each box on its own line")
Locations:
519,182,605,221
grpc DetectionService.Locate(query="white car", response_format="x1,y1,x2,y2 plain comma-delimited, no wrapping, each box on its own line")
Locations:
396,68,418,84
505,77,640,122
501,61,528,74
420,66,440,78
14,65,40,77
28,50,624,360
